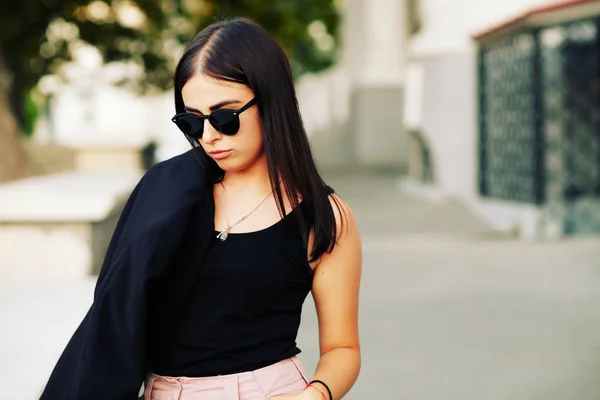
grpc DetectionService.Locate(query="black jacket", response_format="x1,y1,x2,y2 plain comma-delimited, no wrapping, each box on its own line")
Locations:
40,150,216,400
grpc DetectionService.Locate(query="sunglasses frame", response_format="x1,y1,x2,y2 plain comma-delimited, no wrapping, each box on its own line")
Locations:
171,97,257,139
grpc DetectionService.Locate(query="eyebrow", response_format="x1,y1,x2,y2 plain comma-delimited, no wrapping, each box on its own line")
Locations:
184,99,242,114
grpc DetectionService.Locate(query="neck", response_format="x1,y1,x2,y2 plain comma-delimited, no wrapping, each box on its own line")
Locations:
222,156,272,194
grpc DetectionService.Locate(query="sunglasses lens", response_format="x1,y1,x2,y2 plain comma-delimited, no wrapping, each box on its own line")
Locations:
174,114,204,138
211,110,240,135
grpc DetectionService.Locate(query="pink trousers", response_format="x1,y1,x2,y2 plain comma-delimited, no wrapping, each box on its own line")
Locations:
141,356,310,400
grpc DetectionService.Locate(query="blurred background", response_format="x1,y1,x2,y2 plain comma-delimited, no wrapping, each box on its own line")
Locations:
1,0,600,399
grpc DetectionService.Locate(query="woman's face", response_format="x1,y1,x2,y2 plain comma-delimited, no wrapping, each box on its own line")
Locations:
181,73,264,173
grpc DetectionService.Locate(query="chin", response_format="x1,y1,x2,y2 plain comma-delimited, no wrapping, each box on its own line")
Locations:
214,152,264,173
222,161,258,174
214,159,240,172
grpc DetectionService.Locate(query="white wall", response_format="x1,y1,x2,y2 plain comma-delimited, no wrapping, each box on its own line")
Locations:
36,72,190,162
297,0,409,170
410,0,555,55
406,0,559,200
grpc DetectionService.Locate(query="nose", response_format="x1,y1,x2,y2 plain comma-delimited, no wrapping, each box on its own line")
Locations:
201,119,221,144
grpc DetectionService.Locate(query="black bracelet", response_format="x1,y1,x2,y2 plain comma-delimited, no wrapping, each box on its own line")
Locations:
310,379,333,400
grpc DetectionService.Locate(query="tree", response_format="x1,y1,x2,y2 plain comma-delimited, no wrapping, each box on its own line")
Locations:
0,0,339,181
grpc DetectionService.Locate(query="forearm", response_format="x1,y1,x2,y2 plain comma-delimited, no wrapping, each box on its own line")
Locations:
309,347,361,400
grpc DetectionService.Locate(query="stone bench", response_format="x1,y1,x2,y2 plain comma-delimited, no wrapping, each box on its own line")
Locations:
0,171,141,280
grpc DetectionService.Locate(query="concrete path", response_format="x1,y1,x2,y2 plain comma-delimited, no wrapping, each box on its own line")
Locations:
1,172,599,399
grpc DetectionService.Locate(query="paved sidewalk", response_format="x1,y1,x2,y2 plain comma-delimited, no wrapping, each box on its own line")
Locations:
298,236,600,400
1,172,599,399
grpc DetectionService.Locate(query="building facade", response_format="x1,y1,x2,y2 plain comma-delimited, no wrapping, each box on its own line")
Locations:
402,0,600,237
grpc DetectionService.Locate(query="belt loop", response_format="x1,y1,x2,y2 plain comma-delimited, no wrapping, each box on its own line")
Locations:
177,379,184,400
221,375,240,400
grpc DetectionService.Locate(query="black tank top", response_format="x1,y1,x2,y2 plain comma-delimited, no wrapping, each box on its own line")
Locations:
149,204,313,377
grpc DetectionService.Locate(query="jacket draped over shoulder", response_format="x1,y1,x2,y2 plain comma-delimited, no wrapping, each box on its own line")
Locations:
40,150,216,400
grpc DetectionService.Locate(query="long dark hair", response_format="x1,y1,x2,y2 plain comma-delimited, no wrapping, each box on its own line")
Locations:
173,17,344,262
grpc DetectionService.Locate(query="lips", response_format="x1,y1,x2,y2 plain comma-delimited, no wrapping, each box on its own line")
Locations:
209,150,232,160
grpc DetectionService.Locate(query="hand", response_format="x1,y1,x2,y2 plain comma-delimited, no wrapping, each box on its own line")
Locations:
268,385,323,400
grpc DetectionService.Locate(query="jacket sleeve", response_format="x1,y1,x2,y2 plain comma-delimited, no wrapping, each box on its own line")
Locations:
39,171,179,400
94,173,147,298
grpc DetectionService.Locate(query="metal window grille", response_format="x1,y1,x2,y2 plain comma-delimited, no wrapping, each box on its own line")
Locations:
478,18,600,234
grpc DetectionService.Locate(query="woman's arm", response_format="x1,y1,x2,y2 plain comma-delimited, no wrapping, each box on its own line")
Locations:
270,194,362,400
308,194,362,400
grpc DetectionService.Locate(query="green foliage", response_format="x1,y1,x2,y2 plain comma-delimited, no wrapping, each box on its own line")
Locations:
22,90,41,137
0,0,340,101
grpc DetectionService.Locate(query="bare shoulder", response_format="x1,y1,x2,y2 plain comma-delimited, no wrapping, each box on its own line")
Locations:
327,193,359,241
307,191,361,271
308,192,361,273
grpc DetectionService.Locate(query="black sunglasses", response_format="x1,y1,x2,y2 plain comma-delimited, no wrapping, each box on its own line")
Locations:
171,98,257,139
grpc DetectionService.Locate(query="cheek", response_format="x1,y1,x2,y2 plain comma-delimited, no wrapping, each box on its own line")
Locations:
240,115,264,152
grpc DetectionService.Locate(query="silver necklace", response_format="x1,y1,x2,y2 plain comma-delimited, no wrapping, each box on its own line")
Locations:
216,182,273,241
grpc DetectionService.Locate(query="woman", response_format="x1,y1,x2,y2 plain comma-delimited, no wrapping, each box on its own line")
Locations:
41,17,361,400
